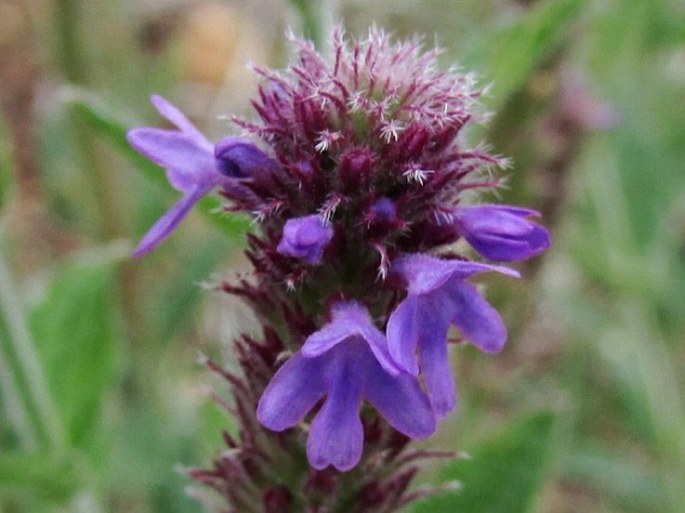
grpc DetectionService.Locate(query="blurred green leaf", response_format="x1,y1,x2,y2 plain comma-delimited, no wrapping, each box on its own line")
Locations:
154,239,230,342
564,445,667,511
411,411,555,513
30,242,127,447
104,407,201,513
289,0,323,48
65,90,165,188
0,451,79,502
464,0,586,107
0,242,66,451
63,89,250,238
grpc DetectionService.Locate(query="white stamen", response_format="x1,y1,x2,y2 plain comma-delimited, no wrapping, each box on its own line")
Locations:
380,120,403,142
403,165,434,185
315,130,341,153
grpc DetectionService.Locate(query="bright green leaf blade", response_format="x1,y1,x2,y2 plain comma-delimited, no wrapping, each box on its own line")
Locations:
0,451,80,502
411,411,556,513
464,0,586,108
29,242,127,447
63,89,249,238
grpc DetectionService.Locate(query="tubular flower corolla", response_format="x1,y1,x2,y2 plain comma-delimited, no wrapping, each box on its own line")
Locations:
257,301,435,471
127,95,275,256
276,215,334,264
387,254,520,416
455,205,550,261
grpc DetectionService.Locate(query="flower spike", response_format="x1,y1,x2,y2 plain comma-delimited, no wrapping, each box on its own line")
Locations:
130,28,552,509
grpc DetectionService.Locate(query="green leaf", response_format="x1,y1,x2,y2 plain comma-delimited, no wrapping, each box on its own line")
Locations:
63,89,249,239
30,242,127,447
411,411,556,513
154,239,231,341
0,451,80,502
464,0,587,108
0,241,65,451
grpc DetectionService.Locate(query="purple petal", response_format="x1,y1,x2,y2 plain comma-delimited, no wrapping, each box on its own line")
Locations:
386,296,420,375
215,137,278,179
388,292,454,415
474,205,541,218
358,322,400,376
302,302,399,375
445,280,508,353
442,260,521,281
393,254,519,295
302,321,356,358
457,205,551,262
126,128,216,192
459,205,539,233
466,226,550,261
364,367,436,438
150,95,207,143
391,254,460,294
133,184,212,257
256,352,327,431
306,375,363,472
277,215,334,264
418,328,457,417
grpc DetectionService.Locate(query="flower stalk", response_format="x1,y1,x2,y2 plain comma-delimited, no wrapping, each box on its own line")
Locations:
128,28,550,511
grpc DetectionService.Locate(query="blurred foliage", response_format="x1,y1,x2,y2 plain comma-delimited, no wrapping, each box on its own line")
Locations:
29,244,125,448
411,411,556,513
0,0,683,512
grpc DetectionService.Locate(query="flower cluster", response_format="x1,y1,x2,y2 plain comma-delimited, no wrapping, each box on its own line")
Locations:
129,28,549,510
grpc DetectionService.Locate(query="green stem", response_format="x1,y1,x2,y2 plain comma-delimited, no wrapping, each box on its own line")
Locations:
0,241,66,451
0,335,38,449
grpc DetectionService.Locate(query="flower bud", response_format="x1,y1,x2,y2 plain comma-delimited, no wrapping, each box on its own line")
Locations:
456,205,550,261
214,136,277,178
276,215,334,264
338,147,375,192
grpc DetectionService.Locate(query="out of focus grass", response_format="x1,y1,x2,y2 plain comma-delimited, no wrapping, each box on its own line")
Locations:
0,0,683,512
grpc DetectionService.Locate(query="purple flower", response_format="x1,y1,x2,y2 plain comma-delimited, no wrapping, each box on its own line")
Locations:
257,301,436,472
456,205,550,261
276,215,334,264
387,254,519,416
127,95,275,256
